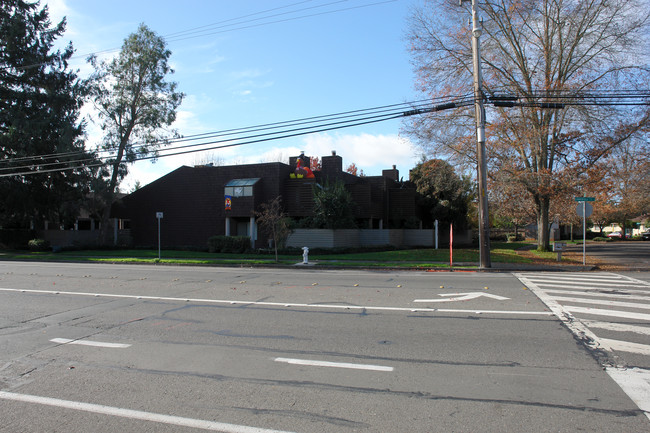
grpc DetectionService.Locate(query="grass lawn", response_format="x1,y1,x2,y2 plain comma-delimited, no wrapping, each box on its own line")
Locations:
0,241,547,268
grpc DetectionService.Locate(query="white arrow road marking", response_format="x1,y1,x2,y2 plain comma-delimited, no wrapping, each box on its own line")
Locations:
413,292,510,303
606,368,650,421
274,358,393,372
0,391,295,432
50,338,131,348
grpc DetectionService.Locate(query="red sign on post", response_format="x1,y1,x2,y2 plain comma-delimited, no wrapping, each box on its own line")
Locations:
450,223,454,268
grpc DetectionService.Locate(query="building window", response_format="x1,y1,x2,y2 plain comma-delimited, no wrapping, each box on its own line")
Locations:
225,178,259,197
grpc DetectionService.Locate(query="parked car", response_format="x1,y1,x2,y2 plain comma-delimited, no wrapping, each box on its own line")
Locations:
607,231,623,238
642,231,650,241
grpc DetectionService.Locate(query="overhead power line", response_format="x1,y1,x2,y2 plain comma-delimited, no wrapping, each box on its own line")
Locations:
5,0,398,72
1,90,648,178
0,95,472,177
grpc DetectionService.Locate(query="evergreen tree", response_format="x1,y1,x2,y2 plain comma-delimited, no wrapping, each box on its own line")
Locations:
309,181,357,229
87,23,183,242
0,0,90,229
410,159,474,229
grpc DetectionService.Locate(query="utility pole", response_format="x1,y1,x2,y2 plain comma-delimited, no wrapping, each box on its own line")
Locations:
461,0,491,268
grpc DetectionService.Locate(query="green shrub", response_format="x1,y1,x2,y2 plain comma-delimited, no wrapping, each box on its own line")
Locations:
207,236,251,253
593,237,610,242
506,233,524,242
28,238,50,251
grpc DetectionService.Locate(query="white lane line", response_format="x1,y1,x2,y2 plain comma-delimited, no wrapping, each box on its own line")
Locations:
50,338,131,348
0,391,295,433
551,296,650,310
582,320,650,336
0,288,552,316
606,368,650,421
542,289,650,300
600,338,650,356
565,306,650,322
274,357,393,372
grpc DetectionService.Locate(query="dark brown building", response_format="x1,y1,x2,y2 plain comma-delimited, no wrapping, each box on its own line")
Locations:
111,152,423,249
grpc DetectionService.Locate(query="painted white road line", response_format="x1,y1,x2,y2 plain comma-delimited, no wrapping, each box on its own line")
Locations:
413,292,510,303
606,367,650,421
582,320,650,336
530,280,649,288
0,288,552,316
600,338,650,356
513,274,613,353
0,391,296,433
531,283,650,291
517,273,650,422
542,289,650,300
550,296,650,310
274,357,394,372
565,306,650,322
527,276,635,284
519,272,650,284
50,338,131,348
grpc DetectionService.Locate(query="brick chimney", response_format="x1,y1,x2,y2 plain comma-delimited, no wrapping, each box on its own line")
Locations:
321,150,343,180
289,151,310,170
382,165,399,181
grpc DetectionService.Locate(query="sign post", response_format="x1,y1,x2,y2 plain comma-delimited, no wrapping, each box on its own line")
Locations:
575,197,594,266
156,212,163,260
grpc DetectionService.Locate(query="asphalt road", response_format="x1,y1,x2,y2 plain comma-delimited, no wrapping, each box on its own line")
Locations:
581,240,650,269
1,262,649,432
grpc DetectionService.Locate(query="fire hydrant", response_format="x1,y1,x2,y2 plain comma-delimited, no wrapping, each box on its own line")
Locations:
302,246,309,264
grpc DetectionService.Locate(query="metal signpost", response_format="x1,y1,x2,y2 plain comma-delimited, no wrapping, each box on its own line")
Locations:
156,212,163,260
575,197,594,266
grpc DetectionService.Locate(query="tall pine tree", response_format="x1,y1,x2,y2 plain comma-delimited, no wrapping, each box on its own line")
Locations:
0,0,90,230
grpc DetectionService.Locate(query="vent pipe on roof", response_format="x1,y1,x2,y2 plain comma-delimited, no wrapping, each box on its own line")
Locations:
332,150,336,156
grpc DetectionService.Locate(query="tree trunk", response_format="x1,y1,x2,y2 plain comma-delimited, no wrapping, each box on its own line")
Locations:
536,196,551,251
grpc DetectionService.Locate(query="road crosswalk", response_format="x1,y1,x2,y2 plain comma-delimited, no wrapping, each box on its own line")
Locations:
515,271,650,420
515,272,650,358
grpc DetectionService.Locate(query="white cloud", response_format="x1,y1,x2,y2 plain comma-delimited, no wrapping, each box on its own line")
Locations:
44,0,73,28
301,133,420,176
120,132,420,192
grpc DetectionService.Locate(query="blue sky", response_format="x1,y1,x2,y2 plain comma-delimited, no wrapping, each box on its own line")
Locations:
45,0,424,190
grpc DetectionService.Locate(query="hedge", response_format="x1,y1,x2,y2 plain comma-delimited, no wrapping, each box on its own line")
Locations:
207,235,251,253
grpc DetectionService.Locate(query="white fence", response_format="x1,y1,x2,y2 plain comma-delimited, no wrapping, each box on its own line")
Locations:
286,229,471,248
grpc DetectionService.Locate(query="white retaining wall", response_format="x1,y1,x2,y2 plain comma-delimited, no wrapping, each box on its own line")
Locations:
286,229,439,248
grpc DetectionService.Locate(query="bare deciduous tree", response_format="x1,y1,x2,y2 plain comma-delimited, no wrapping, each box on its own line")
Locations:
255,196,292,262
405,0,650,250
